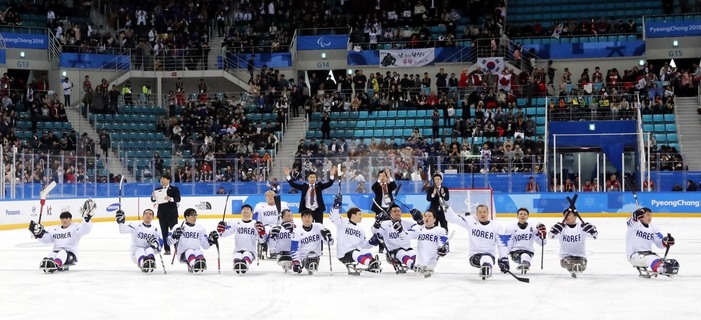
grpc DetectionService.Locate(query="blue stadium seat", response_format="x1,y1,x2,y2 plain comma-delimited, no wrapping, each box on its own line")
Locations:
654,124,665,133
666,124,677,133
396,119,406,127
642,114,653,123
652,114,664,123
667,134,678,143
663,114,675,123
642,124,653,132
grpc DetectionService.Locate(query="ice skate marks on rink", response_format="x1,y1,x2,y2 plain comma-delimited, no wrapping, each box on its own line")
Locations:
1,217,699,320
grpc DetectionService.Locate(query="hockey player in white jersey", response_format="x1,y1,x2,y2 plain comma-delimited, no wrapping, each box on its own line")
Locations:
116,208,162,273
372,204,417,273
29,199,96,273
444,201,509,280
217,204,267,274
626,207,679,278
253,190,290,258
168,208,218,273
549,208,598,278
270,209,296,271
328,194,382,274
405,209,449,277
290,209,334,274
502,208,546,274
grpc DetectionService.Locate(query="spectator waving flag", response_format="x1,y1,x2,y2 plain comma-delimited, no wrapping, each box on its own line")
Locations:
478,57,504,73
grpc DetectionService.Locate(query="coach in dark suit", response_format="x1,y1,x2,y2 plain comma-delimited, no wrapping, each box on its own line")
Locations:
371,168,397,218
426,173,450,230
284,166,337,223
151,174,181,254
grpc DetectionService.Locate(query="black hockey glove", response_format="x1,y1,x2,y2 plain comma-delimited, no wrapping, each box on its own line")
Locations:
392,220,403,233
255,221,266,237
281,221,294,232
663,234,675,247
550,222,564,235
270,226,281,239
632,208,647,222
437,243,449,257
147,235,160,250
373,217,382,229
410,209,423,224
217,221,227,234
536,223,547,240
581,222,597,236
498,257,510,273
208,230,219,245
368,233,382,246
29,220,45,239
172,227,183,240
115,210,125,224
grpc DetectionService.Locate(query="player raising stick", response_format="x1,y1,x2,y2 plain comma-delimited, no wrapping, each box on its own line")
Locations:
116,208,162,273
328,194,382,275
626,207,679,278
443,200,509,280
217,204,267,274
29,199,96,273
168,208,218,273
502,208,546,274
253,190,290,259
548,208,598,278
405,209,449,278
289,209,334,275
372,204,417,273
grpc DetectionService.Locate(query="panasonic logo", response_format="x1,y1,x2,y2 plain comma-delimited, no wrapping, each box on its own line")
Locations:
6,210,21,215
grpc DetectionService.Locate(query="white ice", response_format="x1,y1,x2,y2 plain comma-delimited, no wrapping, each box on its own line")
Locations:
1,216,699,320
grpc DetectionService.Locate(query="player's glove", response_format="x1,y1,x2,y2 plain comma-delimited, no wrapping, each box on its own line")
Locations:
373,217,382,229
333,193,342,209
498,257,510,273
536,223,547,240
29,220,45,239
581,222,597,236
172,227,183,240
662,234,675,247
147,235,160,250
270,226,281,239
321,229,334,245
632,208,646,222
410,209,423,225
392,220,403,233
115,210,125,224
437,243,449,257
217,221,227,233
368,233,382,246
255,221,266,237
281,221,294,232
81,198,97,222
207,230,219,245
292,260,303,274
550,222,564,235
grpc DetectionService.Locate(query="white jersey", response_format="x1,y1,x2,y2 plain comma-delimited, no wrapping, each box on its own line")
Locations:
549,222,595,258
406,224,448,267
168,222,211,253
39,220,93,258
274,223,296,252
221,219,265,255
445,207,507,258
372,219,415,251
503,222,545,253
626,218,664,258
253,201,290,226
290,223,328,261
328,207,373,257
118,222,162,255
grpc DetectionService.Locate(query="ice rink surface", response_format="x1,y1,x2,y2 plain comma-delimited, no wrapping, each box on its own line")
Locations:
1,216,699,320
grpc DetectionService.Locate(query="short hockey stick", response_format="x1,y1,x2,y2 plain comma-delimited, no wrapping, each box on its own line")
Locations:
327,239,333,274
171,221,186,265
157,247,167,274
663,233,672,260
36,181,57,225
118,175,125,211
505,269,530,283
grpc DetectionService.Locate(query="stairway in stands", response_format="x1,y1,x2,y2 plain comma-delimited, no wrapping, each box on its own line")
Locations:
674,97,701,170
269,115,308,180
64,106,133,181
